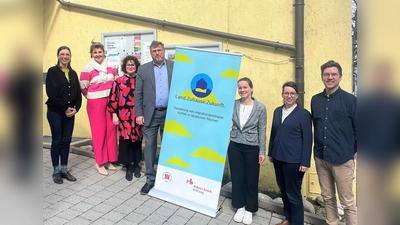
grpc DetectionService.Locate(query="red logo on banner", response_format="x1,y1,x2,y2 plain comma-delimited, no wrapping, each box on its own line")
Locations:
186,178,193,185
162,172,172,182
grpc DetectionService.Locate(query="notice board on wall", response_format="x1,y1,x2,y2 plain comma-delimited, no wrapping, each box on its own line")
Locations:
102,29,156,76
164,42,222,61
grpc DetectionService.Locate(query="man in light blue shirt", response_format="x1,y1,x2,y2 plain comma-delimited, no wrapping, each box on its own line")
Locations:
135,41,174,194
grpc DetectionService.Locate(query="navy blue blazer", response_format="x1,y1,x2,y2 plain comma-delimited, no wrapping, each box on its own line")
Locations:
268,105,312,167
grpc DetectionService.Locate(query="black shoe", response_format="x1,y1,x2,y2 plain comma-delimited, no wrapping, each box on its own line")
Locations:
133,167,141,178
125,166,133,181
60,171,77,182
140,183,154,195
53,173,63,184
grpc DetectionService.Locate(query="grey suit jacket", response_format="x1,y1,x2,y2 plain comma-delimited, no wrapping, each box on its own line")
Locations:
134,59,174,127
230,98,267,155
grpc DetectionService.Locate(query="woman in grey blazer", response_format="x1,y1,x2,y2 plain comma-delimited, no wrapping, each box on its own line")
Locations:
228,77,267,225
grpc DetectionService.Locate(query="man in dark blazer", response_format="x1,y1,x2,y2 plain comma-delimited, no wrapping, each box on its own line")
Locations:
135,41,174,195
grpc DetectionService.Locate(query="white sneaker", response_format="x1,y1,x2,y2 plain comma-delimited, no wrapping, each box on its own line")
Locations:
233,207,245,222
243,210,253,225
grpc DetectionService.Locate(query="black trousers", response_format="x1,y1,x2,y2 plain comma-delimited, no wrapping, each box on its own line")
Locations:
118,139,142,168
228,141,260,212
273,159,305,225
47,110,75,167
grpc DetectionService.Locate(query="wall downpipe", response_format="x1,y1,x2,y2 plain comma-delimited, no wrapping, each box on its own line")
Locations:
294,0,305,107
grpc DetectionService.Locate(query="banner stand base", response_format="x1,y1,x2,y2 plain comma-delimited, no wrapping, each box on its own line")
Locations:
149,188,220,218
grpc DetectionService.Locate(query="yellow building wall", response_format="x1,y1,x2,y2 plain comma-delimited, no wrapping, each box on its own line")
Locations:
43,0,353,196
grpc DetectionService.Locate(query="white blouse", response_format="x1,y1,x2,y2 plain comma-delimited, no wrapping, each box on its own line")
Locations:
281,104,297,123
239,104,254,129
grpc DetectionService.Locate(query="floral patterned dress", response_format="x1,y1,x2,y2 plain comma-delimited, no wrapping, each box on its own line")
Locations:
107,74,142,142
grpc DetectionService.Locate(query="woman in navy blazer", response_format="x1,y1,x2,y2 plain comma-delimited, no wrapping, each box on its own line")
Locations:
228,77,267,225
268,81,312,225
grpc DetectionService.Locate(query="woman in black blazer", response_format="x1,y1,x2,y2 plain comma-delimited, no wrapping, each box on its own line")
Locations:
45,46,82,184
268,81,312,225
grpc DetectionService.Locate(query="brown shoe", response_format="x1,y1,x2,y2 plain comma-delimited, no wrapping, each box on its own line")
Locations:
95,164,108,175
275,219,290,225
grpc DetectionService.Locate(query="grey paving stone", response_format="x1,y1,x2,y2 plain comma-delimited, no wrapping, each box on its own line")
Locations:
73,162,92,169
85,183,107,192
255,208,272,219
253,213,271,224
186,215,211,225
139,220,160,225
64,216,91,225
104,184,125,193
70,202,94,213
194,212,212,220
102,210,126,222
56,188,77,197
154,206,177,218
113,203,135,215
92,203,115,214
43,207,60,220
162,201,181,211
124,197,144,209
144,212,169,224
56,208,82,220
174,207,195,219
123,211,147,223
83,195,106,205
142,198,164,211
215,212,233,222
49,201,73,211
94,189,115,199
97,178,118,187
68,183,88,191
43,201,51,209
43,216,69,225
133,205,153,216
208,218,230,225
102,196,126,207
79,210,104,222
132,192,152,202
115,219,139,225
113,191,134,200
75,189,96,198
43,194,64,204
166,215,190,224
43,187,58,197
122,185,141,194
63,195,86,204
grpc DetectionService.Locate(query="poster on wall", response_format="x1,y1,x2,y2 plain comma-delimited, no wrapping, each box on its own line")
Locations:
149,47,243,217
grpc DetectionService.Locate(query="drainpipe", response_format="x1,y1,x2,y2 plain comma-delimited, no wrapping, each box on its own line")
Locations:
57,0,295,52
294,0,305,107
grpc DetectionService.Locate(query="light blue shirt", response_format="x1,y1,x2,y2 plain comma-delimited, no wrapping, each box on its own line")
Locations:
153,61,169,108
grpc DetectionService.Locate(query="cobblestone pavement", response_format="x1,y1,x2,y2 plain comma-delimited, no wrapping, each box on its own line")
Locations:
43,148,314,225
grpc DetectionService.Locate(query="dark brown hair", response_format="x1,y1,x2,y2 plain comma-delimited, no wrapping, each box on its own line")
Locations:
56,46,72,70
121,55,140,74
321,60,342,76
282,81,298,94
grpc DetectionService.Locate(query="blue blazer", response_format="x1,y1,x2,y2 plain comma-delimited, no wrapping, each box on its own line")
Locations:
268,105,312,167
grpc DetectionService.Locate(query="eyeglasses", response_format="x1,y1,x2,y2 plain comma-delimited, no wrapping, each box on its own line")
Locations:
282,92,297,97
322,73,340,77
126,64,136,67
